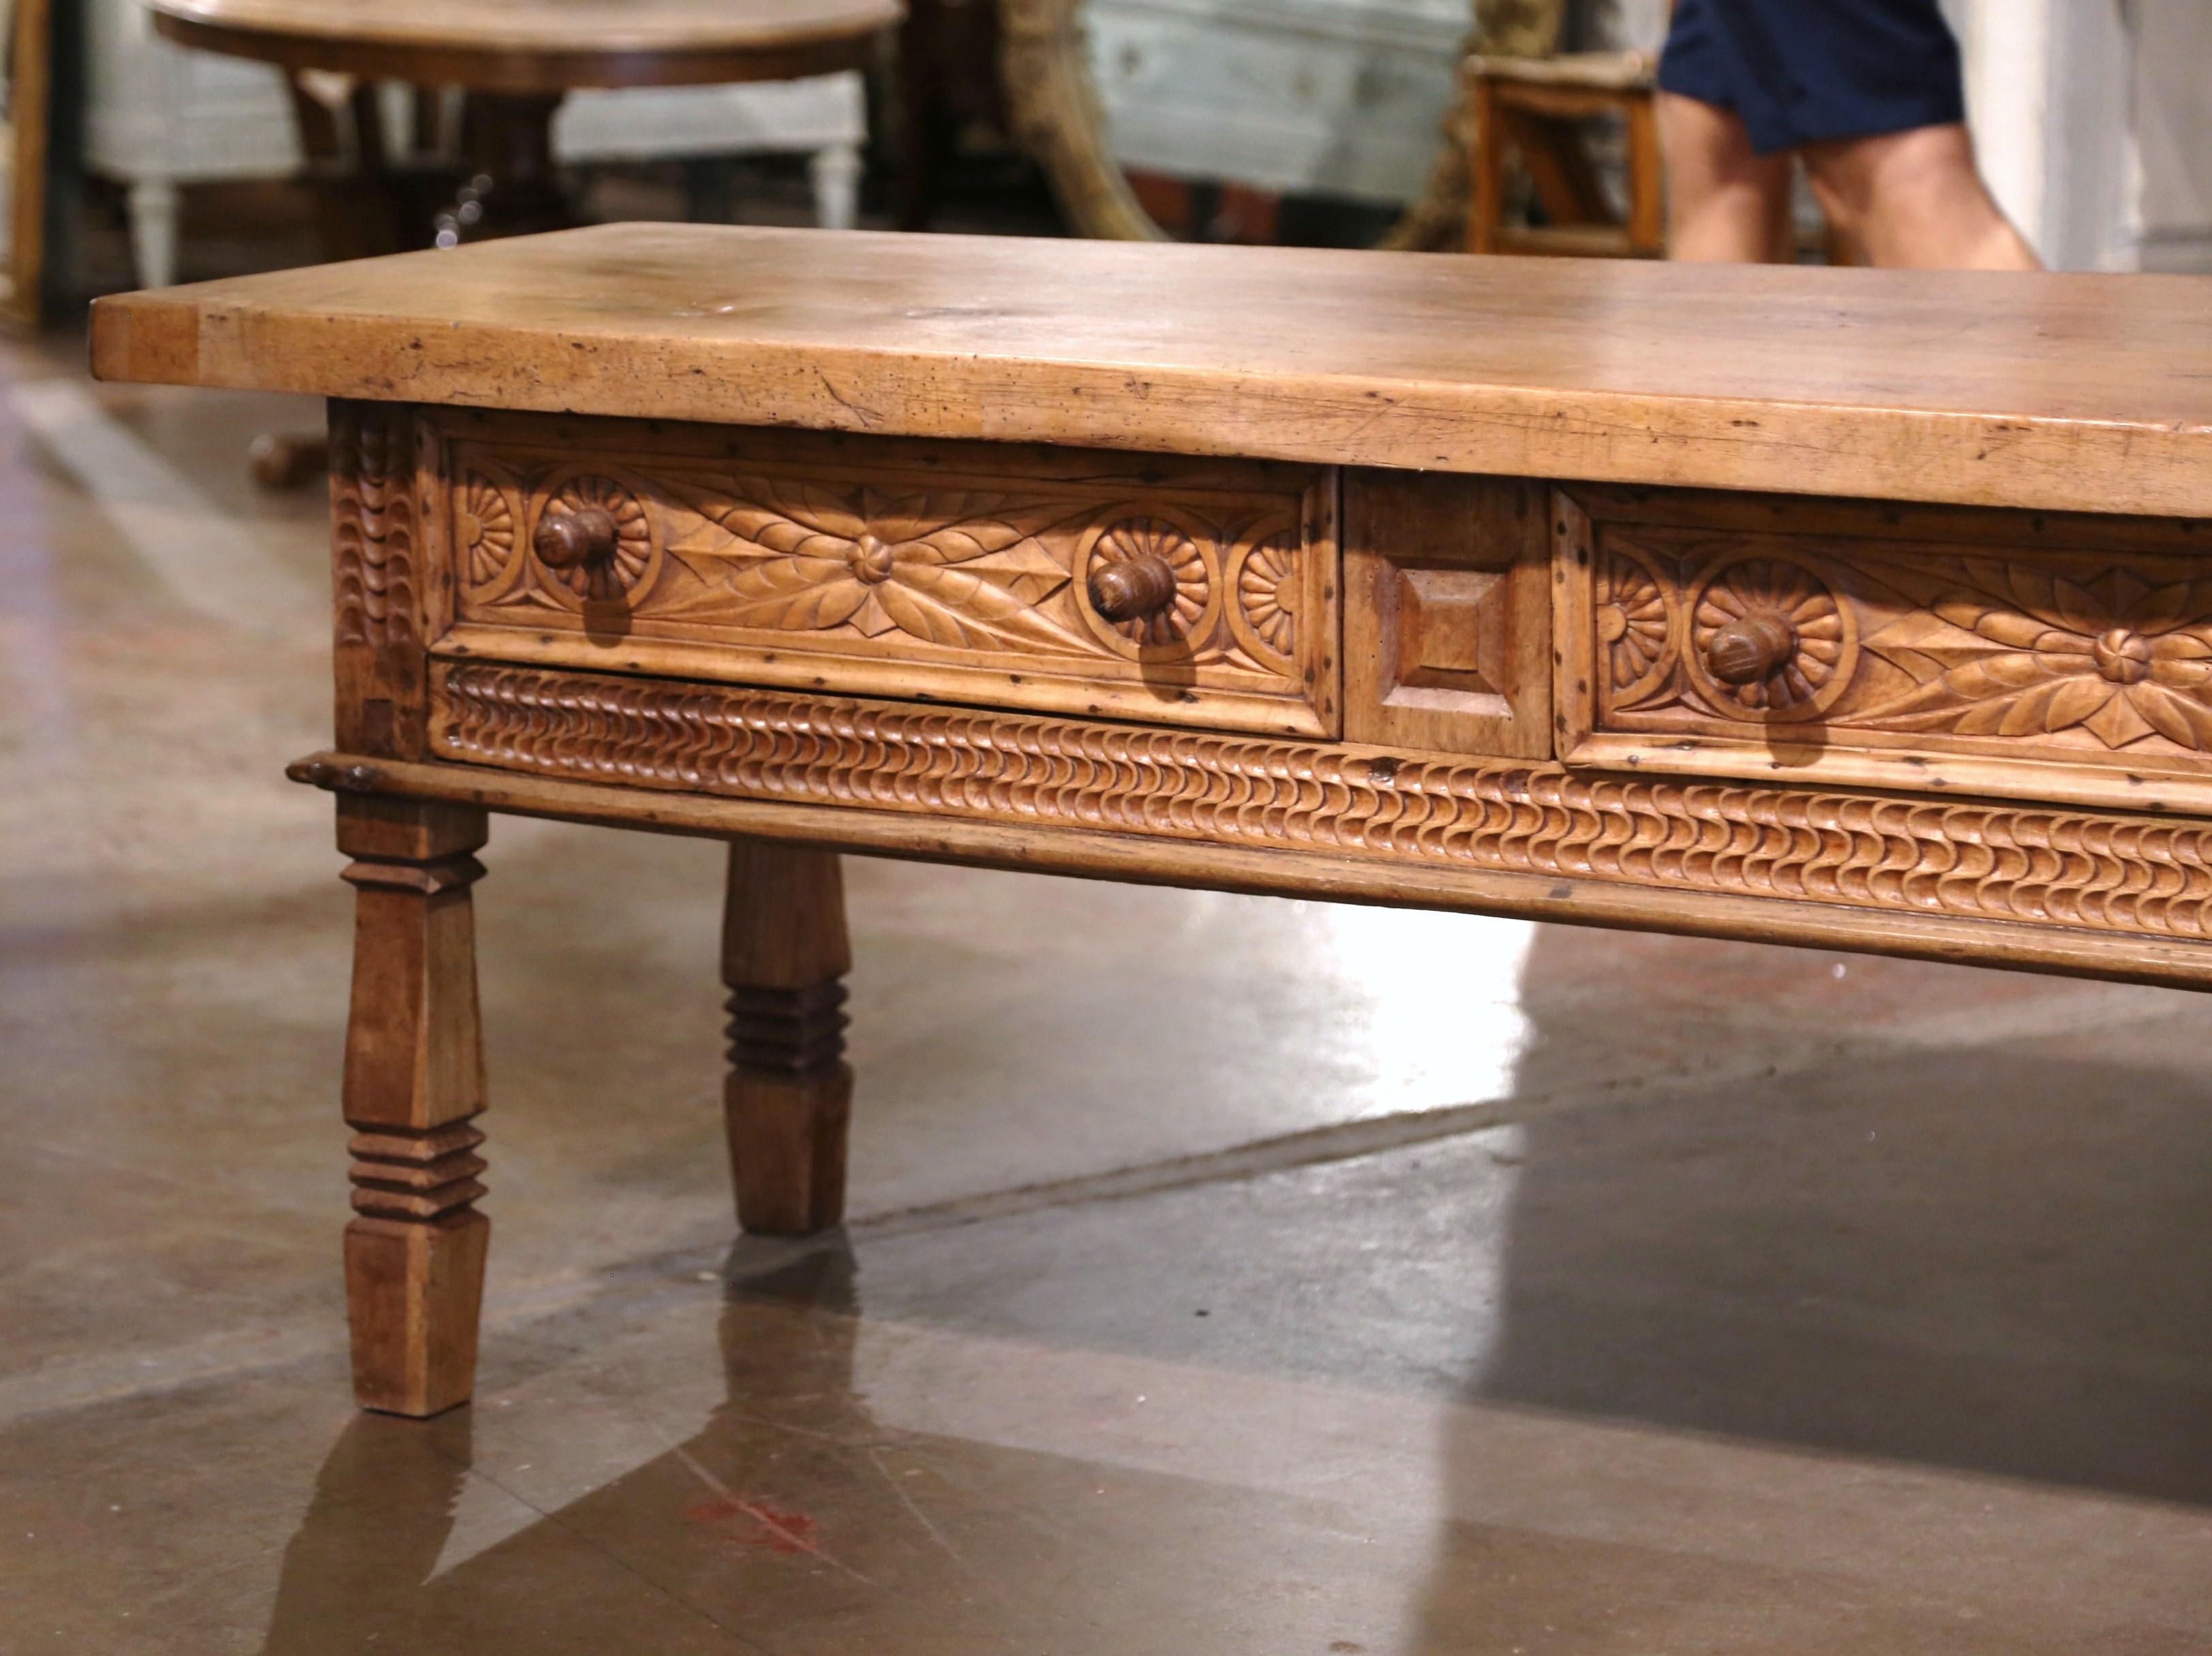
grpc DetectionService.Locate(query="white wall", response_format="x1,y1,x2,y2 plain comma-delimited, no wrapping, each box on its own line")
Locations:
1948,0,2212,273
1948,0,2139,270
1941,0,2041,246
2132,0,2212,272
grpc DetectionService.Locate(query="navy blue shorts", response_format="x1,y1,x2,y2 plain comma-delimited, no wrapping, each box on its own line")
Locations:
1658,0,1968,156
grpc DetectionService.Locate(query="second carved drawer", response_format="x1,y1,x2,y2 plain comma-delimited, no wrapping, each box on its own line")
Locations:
1555,484,2212,812
424,411,1340,738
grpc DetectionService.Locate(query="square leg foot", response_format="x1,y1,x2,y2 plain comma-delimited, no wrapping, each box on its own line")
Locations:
345,1210,490,1418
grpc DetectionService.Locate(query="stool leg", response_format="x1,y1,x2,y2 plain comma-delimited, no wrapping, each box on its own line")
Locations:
1468,77,1504,254
721,841,853,1236
1626,93,1664,257
336,798,492,1418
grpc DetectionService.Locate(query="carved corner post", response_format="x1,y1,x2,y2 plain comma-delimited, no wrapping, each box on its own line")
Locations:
336,796,492,1417
330,399,429,762
721,841,854,1236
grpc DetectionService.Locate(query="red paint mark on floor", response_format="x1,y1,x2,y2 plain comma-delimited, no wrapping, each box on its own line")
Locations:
684,1494,825,1558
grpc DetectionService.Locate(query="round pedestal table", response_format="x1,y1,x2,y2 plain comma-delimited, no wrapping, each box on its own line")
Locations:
149,0,898,236
145,0,902,481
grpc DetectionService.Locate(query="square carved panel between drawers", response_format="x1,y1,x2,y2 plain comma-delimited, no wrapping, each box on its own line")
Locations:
1554,485,2212,811
422,411,1339,738
1343,472,1551,757
1395,567,1504,689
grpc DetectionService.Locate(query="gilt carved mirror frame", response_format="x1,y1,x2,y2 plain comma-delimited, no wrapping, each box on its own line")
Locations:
997,0,1567,249
1,0,52,326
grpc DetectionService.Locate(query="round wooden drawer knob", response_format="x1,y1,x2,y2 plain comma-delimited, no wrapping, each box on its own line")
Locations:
1706,611,1798,685
534,505,619,571
1088,553,1179,623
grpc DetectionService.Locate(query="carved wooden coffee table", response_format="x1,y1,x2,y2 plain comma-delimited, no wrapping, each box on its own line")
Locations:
91,226,2212,1416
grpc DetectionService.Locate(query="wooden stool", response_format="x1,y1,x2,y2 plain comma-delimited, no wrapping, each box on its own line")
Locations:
1464,49,1662,258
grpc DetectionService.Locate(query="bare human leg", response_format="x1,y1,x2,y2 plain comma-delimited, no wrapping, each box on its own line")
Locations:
1658,90,1792,263
1803,123,2040,271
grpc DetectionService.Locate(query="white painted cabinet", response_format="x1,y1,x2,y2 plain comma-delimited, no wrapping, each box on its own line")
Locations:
82,0,867,287
1086,0,1468,205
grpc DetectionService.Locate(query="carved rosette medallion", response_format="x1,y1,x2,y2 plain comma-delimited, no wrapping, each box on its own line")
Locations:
457,469,523,591
1686,554,1859,720
1596,544,1673,706
1077,514,1218,653
1227,531,1300,670
528,470,661,605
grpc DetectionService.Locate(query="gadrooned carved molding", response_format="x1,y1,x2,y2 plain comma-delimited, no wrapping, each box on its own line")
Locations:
430,662,2212,943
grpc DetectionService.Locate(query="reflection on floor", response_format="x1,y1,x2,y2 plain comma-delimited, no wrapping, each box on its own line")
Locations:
5,330,2212,1655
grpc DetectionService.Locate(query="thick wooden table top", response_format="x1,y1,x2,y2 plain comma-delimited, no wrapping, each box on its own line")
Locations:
147,0,900,91
91,223,2212,518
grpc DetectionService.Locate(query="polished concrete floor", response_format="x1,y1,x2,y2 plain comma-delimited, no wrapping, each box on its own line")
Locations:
7,324,2212,1655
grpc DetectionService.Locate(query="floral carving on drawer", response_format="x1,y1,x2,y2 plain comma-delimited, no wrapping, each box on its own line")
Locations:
652,480,1101,654
433,431,1338,737
1562,501,2212,794
1848,565,2212,751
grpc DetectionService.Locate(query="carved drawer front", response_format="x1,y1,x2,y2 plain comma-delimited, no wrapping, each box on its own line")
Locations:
424,412,1340,738
1555,486,2212,811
